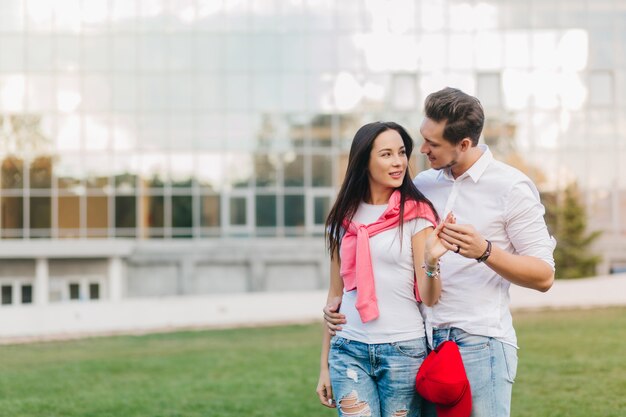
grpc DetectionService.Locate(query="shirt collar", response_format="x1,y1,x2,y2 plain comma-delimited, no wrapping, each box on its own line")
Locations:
438,144,493,183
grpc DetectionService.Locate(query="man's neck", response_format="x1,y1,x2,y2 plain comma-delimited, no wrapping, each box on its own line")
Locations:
450,146,484,179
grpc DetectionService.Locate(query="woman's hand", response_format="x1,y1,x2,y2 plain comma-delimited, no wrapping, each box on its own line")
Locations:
316,368,336,408
425,212,456,264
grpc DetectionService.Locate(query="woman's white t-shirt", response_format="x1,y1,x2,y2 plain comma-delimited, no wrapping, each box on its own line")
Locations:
336,201,432,344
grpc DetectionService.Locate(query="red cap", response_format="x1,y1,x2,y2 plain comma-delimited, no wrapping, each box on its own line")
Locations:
415,340,472,417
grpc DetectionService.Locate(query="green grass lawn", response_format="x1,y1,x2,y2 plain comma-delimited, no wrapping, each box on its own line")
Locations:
0,308,624,417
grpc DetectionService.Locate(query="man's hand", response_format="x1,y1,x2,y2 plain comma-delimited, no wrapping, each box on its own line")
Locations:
439,222,489,260
323,296,345,336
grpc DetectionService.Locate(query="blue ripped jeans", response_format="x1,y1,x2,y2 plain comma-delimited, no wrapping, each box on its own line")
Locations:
329,336,428,417
423,328,518,417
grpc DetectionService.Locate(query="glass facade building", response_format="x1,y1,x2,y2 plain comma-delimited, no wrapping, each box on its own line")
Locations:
1,0,626,311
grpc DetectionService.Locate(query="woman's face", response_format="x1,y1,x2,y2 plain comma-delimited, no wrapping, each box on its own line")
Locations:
367,129,408,196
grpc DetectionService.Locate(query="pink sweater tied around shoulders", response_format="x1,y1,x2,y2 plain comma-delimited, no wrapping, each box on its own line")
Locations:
339,190,437,323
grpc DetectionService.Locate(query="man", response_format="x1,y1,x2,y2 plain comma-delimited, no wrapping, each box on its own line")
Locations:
324,87,556,417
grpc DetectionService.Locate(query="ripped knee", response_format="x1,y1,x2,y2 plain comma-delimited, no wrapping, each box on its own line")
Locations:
338,390,371,416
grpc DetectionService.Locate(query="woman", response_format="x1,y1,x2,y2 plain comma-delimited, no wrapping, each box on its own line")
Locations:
316,122,450,417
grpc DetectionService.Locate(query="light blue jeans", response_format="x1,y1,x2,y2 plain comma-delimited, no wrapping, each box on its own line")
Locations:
329,336,428,417
423,328,518,417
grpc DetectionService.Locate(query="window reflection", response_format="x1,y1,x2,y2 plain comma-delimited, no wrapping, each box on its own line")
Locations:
284,153,304,186
87,195,109,236
58,195,80,238
200,195,220,227
256,194,276,227
314,196,331,225
1,196,24,234
312,154,332,187
30,196,51,233
1,156,24,189
229,196,246,226
284,194,304,233
172,195,192,232
115,196,136,236
142,195,164,237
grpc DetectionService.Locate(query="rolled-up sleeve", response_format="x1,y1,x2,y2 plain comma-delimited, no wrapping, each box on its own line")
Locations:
504,180,557,270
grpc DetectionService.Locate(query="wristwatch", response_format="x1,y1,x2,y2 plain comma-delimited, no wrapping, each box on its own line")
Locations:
476,240,492,263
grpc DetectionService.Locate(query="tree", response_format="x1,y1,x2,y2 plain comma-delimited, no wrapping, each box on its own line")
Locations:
543,183,602,279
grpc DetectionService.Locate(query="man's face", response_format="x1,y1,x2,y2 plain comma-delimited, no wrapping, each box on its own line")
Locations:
419,117,460,170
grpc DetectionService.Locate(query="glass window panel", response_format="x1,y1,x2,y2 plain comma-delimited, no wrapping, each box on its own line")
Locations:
53,0,81,31
477,73,502,109
196,34,223,72
115,195,136,229
30,156,53,189
1,156,24,189
284,153,304,186
197,153,224,191
391,74,418,111
314,196,331,225
256,195,276,227
224,151,252,188
1,285,11,305
309,35,335,72
225,75,250,111
84,154,110,190
87,196,109,232
0,1,25,32
143,195,164,230
26,75,54,112
55,35,80,71
252,74,279,112
82,34,112,71
0,35,24,72
419,34,446,71
281,74,309,113
139,113,169,149
56,115,81,151
200,195,220,227
112,0,138,23
172,196,192,228
589,71,614,106
531,31,559,70
140,153,167,188
58,196,81,235
281,34,309,72
82,0,109,30
69,283,80,300
30,196,51,230
229,196,247,226
284,194,304,227
113,113,138,150
589,29,615,69
504,32,530,69
113,154,139,192
449,34,474,70
224,34,249,72
251,34,280,72
254,154,278,187
336,0,362,31
26,35,53,70
171,153,193,188
167,34,194,71
89,283,100,300
475,32,503,70
21,284,33,304
169,76,194,112
137,33,166,71
112,34,137,72
196,75,222,111
83,76,112,112
312,154,332,187
84,115,110,151
139,75,169,112
0,197,23,230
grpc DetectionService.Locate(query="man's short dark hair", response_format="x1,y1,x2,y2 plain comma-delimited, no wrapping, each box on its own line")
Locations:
424,87,484,146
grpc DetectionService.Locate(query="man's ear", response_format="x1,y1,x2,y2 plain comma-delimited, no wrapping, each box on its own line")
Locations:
459,137,472,151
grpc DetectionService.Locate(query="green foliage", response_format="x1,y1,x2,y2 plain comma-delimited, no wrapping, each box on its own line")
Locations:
542,183,602,279
1,309,625,417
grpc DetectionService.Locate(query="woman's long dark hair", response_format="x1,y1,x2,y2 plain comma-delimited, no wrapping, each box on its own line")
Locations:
325,121,438,258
